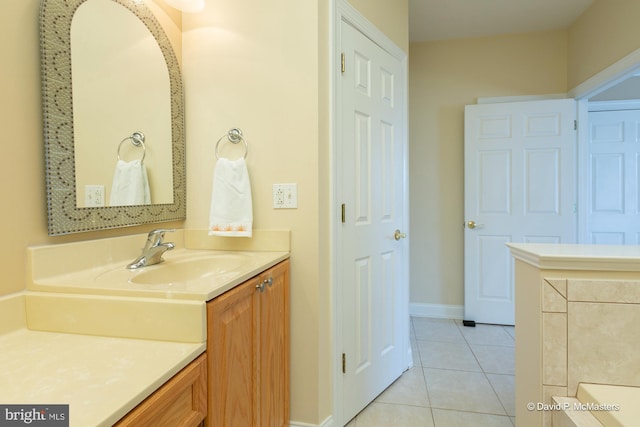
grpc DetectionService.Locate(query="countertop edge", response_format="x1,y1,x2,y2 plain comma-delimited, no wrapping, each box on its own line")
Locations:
204,252,290,300
507,243,640,271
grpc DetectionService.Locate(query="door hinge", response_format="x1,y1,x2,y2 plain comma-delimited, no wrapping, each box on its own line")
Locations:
341,52,345,73
341,204,346,223
574,119,577,130
342,353,346,373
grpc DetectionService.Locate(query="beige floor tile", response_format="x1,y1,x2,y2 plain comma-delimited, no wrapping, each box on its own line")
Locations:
470,344,515,375
456,322,515,346
418,340,482,372
486,373,515,416
432,408,513,427
354,402,434,427
424,368,505,415
413,317,465,342
375,366,430,407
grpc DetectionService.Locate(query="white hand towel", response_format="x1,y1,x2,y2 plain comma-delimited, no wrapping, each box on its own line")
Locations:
109,159,151,206
209,157,253,237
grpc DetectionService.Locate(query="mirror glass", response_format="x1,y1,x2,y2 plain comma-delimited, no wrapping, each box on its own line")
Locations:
71,0,173,207
40,0,186,235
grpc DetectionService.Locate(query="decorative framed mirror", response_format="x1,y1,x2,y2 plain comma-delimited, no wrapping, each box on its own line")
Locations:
40,0,186,235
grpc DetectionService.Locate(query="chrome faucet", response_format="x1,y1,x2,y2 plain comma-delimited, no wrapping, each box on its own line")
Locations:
127,229,175,269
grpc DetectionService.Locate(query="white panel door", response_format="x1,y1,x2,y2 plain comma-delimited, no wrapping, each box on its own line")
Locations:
340,19,408,425
586,109,640,244
464,99,577,325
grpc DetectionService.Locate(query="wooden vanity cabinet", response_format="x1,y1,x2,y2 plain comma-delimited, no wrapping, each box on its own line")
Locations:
206,259,290,427
115,353,207,427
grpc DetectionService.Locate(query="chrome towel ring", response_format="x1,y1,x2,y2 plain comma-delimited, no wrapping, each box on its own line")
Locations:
215,128,248,159
117,131,146,162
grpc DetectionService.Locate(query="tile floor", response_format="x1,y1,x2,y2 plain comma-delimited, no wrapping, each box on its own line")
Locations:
346,317,516,427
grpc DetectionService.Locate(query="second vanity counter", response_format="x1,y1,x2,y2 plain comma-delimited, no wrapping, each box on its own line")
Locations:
0,292,206,427
0,327,204,426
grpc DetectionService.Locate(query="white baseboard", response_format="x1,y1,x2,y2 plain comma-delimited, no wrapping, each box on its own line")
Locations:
409,302,464,319
290,416,333,427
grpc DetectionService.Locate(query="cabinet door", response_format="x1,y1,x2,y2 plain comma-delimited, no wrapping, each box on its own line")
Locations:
115,354,207,427
207,280,259,427
259,260,290,427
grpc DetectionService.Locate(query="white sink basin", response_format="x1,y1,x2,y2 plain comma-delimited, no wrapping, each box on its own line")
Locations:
130,253,251,285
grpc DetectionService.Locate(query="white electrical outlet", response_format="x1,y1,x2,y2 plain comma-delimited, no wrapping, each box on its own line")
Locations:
273,183,298,209
85,185,105,207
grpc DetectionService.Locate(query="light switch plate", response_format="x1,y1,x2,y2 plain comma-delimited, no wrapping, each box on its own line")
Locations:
273,183,297,209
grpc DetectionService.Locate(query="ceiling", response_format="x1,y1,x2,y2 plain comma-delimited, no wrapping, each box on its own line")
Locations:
409,0,595,42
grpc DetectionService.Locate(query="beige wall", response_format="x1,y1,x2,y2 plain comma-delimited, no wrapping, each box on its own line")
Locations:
568,0,640,89
2,0,43,296
408,31,568,307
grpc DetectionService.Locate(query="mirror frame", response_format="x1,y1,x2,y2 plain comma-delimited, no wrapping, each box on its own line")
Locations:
40,0,186,235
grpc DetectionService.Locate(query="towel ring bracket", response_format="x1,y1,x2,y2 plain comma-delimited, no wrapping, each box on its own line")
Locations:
117,131,146,162
215,128,248,159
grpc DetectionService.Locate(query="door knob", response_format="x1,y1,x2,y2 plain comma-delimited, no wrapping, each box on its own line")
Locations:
394,229,407,241
466,221,483,229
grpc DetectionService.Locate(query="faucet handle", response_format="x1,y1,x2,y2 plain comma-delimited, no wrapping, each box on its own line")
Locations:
146,228,175,245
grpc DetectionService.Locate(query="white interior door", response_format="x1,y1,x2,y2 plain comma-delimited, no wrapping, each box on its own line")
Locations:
464,99,577,325
585,108,640,244
339,19,408,425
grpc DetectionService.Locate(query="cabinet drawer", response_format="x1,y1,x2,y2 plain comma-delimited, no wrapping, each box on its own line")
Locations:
115,354,207,427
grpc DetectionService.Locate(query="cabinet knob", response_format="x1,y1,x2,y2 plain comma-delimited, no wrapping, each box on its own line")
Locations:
256,277,273,292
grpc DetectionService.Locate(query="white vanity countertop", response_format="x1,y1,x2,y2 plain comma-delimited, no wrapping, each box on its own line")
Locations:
507,243,640,271
0,328,205,427
29,249,290,301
